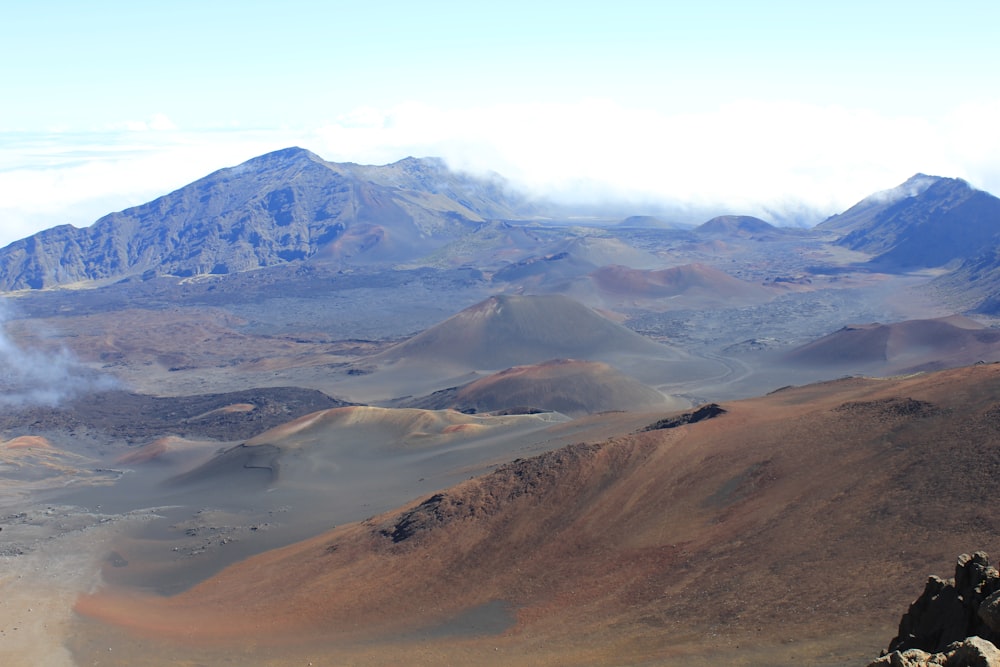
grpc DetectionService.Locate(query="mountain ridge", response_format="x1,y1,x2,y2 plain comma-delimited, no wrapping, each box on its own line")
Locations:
5,153,1000,290
819,174,1000,269
0,148,534,290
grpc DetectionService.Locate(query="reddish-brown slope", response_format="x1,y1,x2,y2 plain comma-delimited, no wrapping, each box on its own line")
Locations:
590,263,764,299
114,436,221,467
76,364,1000,665
784,315,1000,372
577,263,771,311
372,293,681,370
414,358,676,416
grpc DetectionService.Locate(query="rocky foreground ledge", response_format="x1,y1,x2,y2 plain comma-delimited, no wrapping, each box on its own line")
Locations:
868,552,1000,667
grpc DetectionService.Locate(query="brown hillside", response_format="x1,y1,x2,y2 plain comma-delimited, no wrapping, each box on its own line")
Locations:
414,358,678,416
588,263,769,304
166,405,567,493
784,315,1000,373
1,436,100,487
115,436,222,467
372,293,682,371
75,364,1000,665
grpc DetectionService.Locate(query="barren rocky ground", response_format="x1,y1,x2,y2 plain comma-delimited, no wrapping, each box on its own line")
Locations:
3,183,1000,665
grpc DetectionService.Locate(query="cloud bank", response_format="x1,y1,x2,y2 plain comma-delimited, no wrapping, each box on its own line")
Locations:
2,99,999,246
0,300,118,408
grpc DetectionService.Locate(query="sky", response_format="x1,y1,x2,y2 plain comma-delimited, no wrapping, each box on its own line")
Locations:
2,0,999,246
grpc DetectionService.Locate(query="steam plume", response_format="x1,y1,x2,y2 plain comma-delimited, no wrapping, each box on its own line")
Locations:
0,300,117,408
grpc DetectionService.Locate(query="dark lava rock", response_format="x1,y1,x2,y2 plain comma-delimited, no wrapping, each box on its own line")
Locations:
642,403,726,431
0,387,353,445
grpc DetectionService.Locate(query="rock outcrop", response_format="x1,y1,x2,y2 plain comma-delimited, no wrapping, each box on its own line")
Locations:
867,637,1000,667
869,552,1000,667
641,403,726,431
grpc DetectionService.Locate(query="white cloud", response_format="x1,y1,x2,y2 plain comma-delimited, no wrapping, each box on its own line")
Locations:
0,299,118,407
311,98,1000,220
110,113,179,133
2,98,1000,247
148,113,177,131
939,100,1000,189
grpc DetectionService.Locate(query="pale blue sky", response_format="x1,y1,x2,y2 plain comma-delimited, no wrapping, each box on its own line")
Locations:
2,0,999,244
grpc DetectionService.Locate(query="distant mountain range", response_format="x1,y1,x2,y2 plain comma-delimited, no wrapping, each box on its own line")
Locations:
2,148,1000,292
0,148,536,290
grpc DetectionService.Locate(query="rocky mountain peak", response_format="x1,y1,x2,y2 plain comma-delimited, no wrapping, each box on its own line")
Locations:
0,149,535,290
249,145,323,164
893,172,945,198
818,173,1000,269
818,174,944,233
